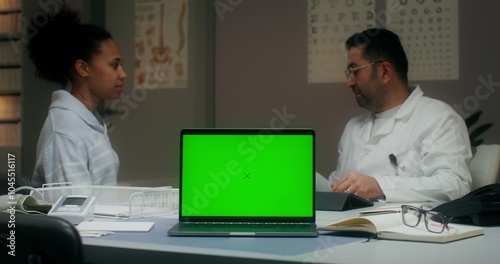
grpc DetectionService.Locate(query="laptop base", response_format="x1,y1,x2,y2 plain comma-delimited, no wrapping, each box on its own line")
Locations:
167,222,318,237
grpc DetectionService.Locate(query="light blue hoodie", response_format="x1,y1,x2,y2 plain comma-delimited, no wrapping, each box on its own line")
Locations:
32,90,119,187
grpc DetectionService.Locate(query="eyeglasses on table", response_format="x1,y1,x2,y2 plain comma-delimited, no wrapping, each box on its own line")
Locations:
401,205,453,233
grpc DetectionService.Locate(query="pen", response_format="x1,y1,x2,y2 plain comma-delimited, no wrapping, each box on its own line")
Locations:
389,154,399,176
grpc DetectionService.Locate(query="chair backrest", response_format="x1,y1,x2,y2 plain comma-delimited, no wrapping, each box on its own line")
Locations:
0,212,83,264
469,144,500,191
0,172,31,195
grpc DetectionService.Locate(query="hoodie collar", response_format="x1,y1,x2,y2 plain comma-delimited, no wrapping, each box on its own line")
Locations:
50,90,105,133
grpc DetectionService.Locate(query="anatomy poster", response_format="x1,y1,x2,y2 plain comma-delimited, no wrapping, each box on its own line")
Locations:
135,0,188,89
308,0,376,83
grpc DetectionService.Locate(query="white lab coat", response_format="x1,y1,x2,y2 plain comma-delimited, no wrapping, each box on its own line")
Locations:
327,86,472,202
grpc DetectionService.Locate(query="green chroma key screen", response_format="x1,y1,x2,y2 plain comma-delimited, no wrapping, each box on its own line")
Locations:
180,131,314,217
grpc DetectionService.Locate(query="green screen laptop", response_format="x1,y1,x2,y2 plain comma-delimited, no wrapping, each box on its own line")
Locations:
167,128,318,237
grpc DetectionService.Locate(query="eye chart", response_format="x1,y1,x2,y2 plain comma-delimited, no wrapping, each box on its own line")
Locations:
386,0,458,81
308,0,459,83
308,0,376,83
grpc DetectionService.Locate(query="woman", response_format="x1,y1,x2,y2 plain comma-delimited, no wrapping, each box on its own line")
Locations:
28,7,126,187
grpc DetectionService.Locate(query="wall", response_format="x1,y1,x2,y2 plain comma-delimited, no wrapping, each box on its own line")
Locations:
214,0,500,181
21,0,500,185
104,0,214,186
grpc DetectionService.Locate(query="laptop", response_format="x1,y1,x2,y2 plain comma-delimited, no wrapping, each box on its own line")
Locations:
167,128,318,237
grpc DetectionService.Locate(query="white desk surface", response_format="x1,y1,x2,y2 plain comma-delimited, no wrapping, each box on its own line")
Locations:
82,204,500,264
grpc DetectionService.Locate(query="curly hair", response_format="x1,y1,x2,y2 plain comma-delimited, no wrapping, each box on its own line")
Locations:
27,7,113,86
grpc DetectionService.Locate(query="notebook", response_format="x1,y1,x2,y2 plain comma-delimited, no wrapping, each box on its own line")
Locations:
167,128,318,237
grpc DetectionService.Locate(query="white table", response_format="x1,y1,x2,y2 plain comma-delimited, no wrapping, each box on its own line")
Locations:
81,205,500,264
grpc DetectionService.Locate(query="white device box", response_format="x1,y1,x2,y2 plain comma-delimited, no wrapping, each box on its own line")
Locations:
48,195,96,225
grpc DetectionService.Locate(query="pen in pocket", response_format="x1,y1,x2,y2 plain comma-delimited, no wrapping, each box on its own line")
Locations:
389,153,400,176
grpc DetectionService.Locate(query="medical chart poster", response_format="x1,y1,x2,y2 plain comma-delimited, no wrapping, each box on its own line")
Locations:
134,0,188,89
386,0,459,81
307,0,459,83
308,0,376,83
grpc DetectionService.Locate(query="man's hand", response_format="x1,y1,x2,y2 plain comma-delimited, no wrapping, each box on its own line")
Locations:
331,171,385,200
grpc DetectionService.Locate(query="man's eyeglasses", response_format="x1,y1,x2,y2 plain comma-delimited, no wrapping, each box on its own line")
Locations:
401,205,453,233
344,61,383,79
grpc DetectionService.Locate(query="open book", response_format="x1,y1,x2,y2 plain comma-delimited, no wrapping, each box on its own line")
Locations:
318,208,484,243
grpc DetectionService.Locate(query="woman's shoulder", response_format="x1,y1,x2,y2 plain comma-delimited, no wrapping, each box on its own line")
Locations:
48,108,102,141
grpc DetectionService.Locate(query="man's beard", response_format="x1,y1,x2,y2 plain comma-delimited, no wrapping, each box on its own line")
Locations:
353,87,372,110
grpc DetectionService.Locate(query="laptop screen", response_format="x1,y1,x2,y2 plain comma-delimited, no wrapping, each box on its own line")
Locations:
179,129,315,221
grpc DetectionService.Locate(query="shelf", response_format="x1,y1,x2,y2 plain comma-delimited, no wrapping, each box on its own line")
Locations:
0,91,21,96
0,63,20,67
0,0,22,153
0,8,21,35
0,9,21,15
0,0,21,14
0,121,21,147
0,63,20,68
0,94,21,122
0,66,21,93
0,33,21,41
0,118,20,123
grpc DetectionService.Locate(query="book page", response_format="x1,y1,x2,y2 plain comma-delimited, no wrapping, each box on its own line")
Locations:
379,223,483,243
77,221,155,232
320,213,403,233
320,211,484,243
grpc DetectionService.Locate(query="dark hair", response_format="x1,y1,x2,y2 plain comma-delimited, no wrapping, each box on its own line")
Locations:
27,7,113,86
345,28,408,84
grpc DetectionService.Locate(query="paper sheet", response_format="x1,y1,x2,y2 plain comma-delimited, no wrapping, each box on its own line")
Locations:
77,221,155,232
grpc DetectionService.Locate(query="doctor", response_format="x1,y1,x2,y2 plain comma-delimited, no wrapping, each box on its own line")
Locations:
322,28,471,202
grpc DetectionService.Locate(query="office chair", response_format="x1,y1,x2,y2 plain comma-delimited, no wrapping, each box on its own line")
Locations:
469,144,500,191
0,212,83,264
0,172,32,195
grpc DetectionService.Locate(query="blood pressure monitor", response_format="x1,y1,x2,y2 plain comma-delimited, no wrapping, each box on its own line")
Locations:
48,195,96,224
